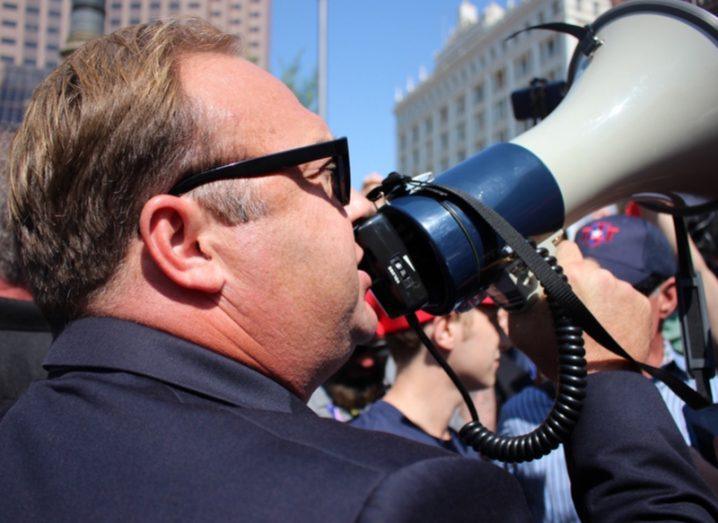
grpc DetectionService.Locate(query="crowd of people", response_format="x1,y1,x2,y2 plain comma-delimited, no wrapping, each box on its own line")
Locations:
1,17,717,521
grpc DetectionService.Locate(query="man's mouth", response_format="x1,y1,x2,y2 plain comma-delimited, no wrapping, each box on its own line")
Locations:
358,269,372,290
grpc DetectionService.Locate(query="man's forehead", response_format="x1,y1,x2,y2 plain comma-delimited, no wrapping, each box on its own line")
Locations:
178,52,330,155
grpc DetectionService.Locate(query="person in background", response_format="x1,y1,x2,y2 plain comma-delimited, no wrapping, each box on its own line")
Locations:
0,137,51,415
499,214,717,521
308,337,388,421
352,296,502,457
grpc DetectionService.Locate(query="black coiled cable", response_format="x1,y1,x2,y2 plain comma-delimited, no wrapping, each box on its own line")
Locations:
460,246,587,462
410,246,588,463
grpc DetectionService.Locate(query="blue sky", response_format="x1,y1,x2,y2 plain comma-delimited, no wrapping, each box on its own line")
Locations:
270,1,496,189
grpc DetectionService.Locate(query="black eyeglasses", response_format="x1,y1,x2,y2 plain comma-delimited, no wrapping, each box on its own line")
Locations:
168,137,351,206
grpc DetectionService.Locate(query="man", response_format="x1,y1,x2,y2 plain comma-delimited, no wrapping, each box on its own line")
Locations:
0,20,529,521
352,299,501,456
0,19,715,521
499,214,716,521
0,134,52,414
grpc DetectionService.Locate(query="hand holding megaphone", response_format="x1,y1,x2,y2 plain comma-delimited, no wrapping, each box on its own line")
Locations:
506,241,652,382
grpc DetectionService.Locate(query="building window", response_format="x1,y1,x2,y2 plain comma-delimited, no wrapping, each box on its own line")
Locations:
412,149,420,167
250,11,261,18
25,24,39,32
1,37,16,45
26,5,39,14
542,36,558,63
169,1,180,8
493,68,506,92
399,133,406,150
48,26,59,34
457,149,466,162
150,1,161,8
231,18,242,25
2,2,17,10
440,132,448,149
46,44,58,51
494,100,507,121
23,58,36,66
188,2,201,9
424,116,433,134
474,111,485,131
593,1,601,14
211,10,221,17
110,18,121,27
411,124,419,143
514,53,530,80
1,19,16,28
473,83,484,104
111,1,122,8
456,121,466,142
439,105,448,125
474,140,485,153
553,0,561,15
1,55,13,64
455,94,465,115
48,9,61,17
25,40,39,50
130,1,141,8
231,3,242,9
130,17,140,24
250,26,260,33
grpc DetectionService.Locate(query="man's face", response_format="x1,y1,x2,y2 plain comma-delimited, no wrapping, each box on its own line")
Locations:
179,53,376,395
448,308,501,390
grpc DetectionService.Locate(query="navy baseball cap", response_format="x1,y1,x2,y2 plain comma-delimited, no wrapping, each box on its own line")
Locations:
574,215,676,290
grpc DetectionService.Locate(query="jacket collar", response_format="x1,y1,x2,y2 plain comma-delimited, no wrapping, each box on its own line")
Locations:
43,316,311,415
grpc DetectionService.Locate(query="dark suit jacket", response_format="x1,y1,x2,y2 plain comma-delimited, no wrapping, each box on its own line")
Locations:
2,318,716,521
0,297,52,414
0,317,530,522
566,370,718,521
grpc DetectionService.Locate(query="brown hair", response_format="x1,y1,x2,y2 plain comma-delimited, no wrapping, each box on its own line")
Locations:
0,129,24,285
7,18,260,324
386,312,475,368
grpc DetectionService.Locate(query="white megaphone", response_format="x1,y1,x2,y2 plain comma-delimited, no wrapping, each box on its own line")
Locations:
514,0,718,224
355,0,718,317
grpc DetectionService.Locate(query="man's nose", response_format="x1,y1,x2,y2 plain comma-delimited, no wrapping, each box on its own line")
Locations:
345,188,376,224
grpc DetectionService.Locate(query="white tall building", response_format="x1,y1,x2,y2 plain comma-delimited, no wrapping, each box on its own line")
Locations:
395,0,611,177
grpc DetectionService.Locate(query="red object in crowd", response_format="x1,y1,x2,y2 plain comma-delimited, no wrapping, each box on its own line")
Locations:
624,200,642,217
365,292,495,337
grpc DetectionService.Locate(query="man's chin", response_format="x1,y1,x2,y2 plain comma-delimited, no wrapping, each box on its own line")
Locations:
351,305,378,346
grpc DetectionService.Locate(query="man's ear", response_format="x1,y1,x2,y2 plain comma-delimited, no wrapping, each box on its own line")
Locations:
139,195,224,294
431,313,461,352
656,276,678,319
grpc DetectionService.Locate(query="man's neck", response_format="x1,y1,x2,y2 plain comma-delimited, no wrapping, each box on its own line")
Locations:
0,278,33,301
647,332,667,369
383,363,464,441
